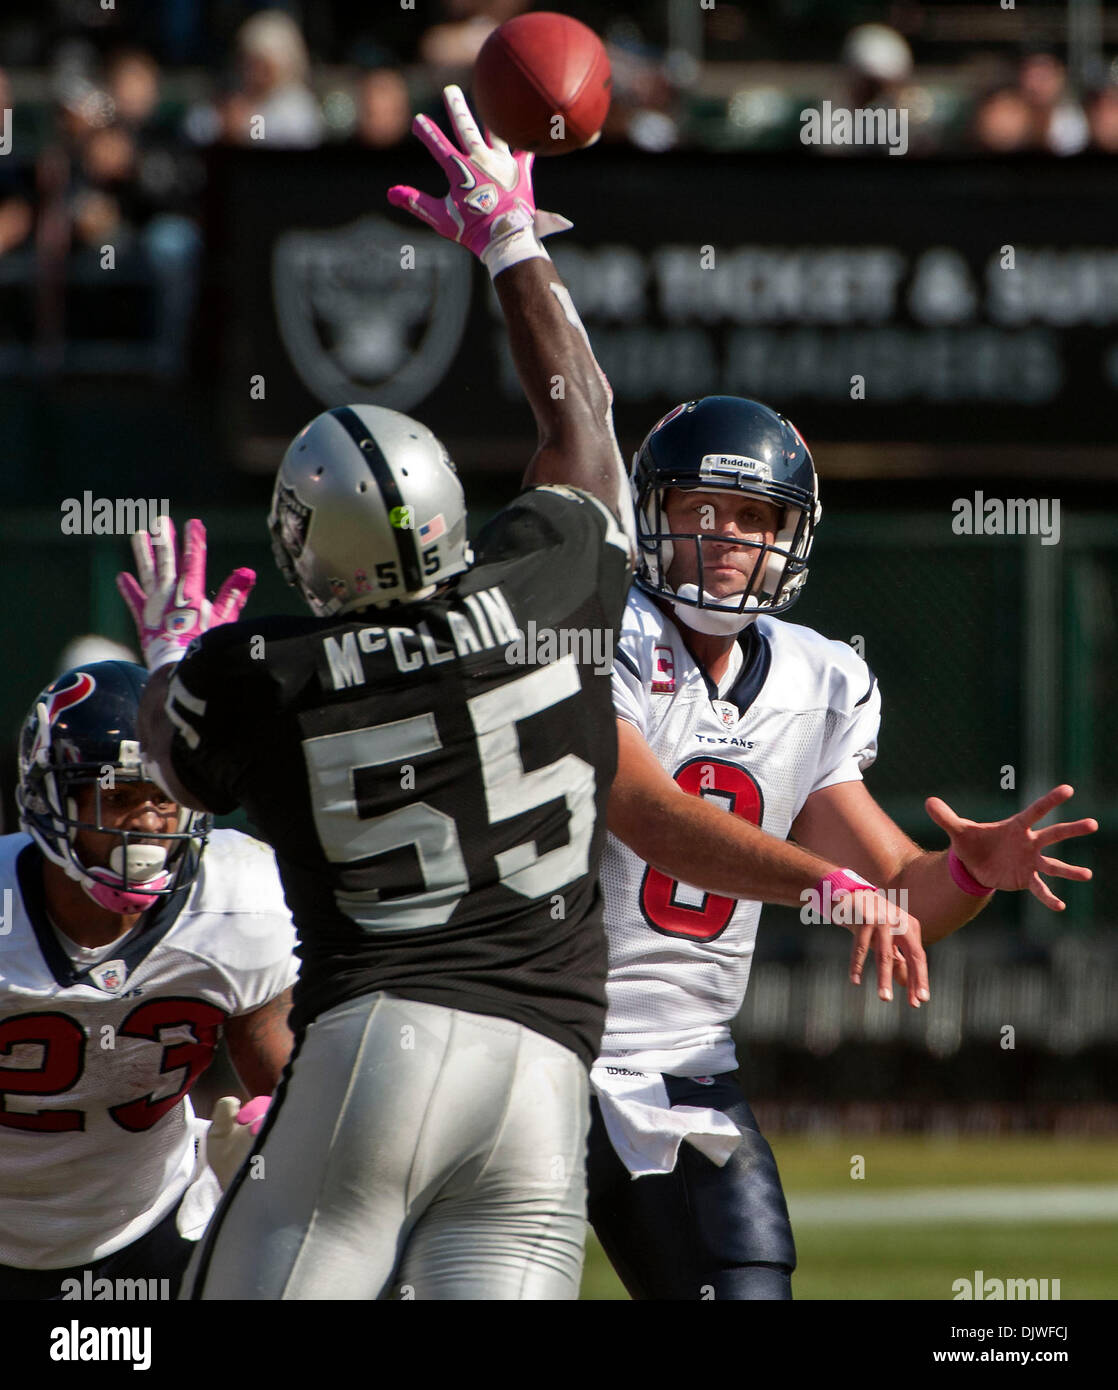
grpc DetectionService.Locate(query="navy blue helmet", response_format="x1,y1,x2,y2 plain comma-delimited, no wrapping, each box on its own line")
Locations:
17,661,208,912
631,396,821,631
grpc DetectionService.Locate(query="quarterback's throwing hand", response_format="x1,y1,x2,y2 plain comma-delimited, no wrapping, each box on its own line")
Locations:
117,516,255,672
926,785,1096,911
387,84,572,276
845,894,928,1008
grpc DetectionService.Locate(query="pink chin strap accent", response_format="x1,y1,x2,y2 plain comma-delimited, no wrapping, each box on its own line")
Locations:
82,868,171,914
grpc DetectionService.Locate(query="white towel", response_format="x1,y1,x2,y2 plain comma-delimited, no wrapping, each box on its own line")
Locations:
176,1116,221,1240
590,1065,742,1178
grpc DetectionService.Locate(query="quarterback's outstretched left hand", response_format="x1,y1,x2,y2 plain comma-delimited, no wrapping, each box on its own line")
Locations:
925,784,1096,911
117,516,256,672
387,84,571,277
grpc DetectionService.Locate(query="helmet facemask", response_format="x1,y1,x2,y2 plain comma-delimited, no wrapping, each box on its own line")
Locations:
17,666,209,915
629,398,822,634
637,480,818,635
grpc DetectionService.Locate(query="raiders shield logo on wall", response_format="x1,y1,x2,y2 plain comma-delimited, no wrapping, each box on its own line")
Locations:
272,215,472,412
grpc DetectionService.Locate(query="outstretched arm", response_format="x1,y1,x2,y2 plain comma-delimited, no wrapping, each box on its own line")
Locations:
388,85,631,530
609,719,930,1006
791,780,1096,944
495,257,626,514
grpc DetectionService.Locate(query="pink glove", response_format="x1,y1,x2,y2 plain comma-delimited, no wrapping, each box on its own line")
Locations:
387,84,572,278
236,1094,271,1136
116,516,255,672
205,1094,270,1190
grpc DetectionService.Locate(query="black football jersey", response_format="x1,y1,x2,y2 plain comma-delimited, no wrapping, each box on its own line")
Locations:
165,487,631,1068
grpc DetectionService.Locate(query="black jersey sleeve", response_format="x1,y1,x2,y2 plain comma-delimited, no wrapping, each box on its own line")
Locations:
474,485,633,629
165,622,277,813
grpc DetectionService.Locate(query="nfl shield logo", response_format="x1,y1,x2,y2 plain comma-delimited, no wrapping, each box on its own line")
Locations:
91,960,128,994
465,183,499,215
713,700,737,729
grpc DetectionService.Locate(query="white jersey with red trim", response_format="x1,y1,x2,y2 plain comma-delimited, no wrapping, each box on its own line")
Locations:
599,587,881,1076
0,828,298,1269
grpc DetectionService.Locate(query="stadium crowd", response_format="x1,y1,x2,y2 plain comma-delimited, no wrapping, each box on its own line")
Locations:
0,0,1115,375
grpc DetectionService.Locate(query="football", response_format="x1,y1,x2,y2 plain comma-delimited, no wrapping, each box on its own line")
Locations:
473,11,612,155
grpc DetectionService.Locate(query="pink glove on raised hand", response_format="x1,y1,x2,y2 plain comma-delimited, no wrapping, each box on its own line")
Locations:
116,516,255,672
387,84,572,279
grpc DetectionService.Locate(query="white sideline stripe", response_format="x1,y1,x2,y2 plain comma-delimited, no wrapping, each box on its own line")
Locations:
788,1184,1118,1226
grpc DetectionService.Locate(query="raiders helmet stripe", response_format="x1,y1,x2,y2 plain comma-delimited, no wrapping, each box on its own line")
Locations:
329,407,425,593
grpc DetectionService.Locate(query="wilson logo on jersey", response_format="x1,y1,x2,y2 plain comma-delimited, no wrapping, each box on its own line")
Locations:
652,646,675,693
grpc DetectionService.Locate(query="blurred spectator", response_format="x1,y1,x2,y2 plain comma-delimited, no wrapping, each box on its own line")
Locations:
33,39,205,374
220,9,323,148
0,67,33,256
418,0,528,71
820,23,953,158
0,195,32,255
972,86,1034,154
1017,51,1088,156
107,48,160,129
354,66,411,148
842,23,913,111
1086,85,1118,154
601,21,680,152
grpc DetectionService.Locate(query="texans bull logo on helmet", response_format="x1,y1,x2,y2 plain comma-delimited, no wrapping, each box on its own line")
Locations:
28,670,96,765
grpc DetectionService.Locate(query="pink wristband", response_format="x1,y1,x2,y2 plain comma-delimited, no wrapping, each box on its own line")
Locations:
948,849,994,897
817,868,877,923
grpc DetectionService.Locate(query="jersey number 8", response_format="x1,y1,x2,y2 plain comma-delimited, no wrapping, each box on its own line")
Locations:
640,757,763,941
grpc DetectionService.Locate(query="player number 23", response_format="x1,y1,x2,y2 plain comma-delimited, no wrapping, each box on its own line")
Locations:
303,656,595,932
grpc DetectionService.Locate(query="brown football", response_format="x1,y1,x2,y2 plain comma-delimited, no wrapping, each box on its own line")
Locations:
473,11,612,155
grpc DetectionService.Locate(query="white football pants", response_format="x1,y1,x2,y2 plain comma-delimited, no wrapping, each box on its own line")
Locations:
182,992,590,1300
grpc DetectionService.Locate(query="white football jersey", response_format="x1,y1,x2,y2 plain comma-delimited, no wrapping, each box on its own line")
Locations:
600,587,881,1075
0,828,298,1269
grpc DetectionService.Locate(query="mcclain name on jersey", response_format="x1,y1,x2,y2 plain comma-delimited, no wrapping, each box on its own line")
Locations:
321,585,517,687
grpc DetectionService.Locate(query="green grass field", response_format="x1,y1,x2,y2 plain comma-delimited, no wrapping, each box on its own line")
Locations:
578,1135,1118,1299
